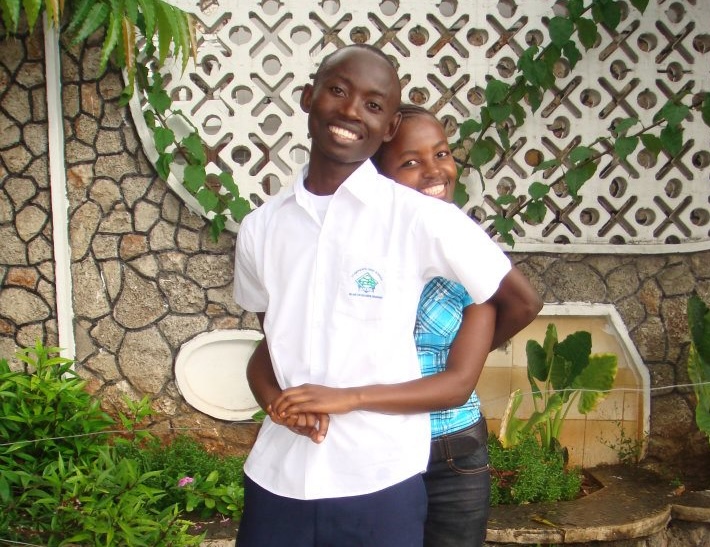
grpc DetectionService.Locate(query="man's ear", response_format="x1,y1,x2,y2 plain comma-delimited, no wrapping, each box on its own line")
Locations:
381,111,402,143
300,83,314,113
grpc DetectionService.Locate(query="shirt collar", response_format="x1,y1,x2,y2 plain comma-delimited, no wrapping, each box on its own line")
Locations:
293,160,383,207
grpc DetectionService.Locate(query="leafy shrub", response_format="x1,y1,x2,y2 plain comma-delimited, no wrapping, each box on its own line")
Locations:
119,434,246,519
488,433,583,506
0,342,214,545
688,295,710,440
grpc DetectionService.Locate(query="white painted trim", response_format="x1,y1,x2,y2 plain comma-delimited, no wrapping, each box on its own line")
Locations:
539,303,651,455
44,16,75,361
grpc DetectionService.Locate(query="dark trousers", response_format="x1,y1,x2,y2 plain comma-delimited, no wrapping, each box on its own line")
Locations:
423,419,491,547
236,473,427,547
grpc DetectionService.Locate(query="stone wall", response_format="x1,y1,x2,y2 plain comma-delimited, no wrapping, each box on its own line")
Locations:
1,26,709,468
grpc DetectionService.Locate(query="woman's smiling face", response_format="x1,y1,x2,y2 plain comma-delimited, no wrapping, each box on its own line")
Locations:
376,113,458,203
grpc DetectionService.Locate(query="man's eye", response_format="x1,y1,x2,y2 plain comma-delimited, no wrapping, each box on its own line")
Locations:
368,101,382,111
436,150,451,158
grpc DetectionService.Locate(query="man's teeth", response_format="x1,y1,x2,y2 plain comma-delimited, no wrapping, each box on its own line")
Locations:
330,126,357,141
422,184,446,196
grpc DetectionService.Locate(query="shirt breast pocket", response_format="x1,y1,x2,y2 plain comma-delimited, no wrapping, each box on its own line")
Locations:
334,255,390,321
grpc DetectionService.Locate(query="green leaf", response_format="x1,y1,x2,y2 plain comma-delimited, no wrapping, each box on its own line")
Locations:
196,187,219,212
493,214,514,241
485,79,510,105
147,88,171,114
629,0,649,13
459,118,482,139
21,0,42,30
612,117,639,137
568,0,584,20
593,0,622,29
209,213,227,241
489,103,513,124
469,138,496,169
524,200,547,223
640,134,662,157
569,146,596,164
528,181,550,200
660,124,683,156
565,162,596,197
701,94,710,127
614,136,639,162
453,180,469,208
181,133,206,165
654,101,690,127
533,158,560,173
563,41,581,70
156,152,173,180
511,103,526,126
0,0,21,32
124,0,138,24
71,3,111,46
138,0,156,38
548,16,574,48
496,194,517,206
155,0,177,63
497,127,510,151
219,172,239,196
575,353,618,414
527,85,543,112
183,164,206,192
576,17,598,50
64,0,94,36
153,127,175,153
227,196,252,222
99,12,122,73
688,295,710,363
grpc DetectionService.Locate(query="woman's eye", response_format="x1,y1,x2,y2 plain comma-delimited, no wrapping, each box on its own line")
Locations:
436,150,451,158
401,159,418,168
331,86,344,95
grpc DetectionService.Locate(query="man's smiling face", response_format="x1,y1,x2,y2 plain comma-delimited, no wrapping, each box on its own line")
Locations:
300,47,402,171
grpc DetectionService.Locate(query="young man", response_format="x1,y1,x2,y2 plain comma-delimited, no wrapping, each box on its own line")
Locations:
233,44,512,546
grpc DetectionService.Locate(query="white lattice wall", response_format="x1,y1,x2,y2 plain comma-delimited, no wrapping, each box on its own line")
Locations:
130,0,710,253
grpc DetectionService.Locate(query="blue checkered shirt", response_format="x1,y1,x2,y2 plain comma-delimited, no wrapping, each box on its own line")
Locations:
415,277,482,438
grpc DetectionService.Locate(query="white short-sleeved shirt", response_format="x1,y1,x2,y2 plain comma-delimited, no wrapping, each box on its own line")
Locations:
234,160,511,500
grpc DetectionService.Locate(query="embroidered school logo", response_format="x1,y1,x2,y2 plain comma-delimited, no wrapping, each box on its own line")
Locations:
349,268,384,299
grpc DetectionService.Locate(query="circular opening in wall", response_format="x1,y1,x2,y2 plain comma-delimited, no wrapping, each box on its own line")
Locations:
380,0,399,16
665,235,681,244
468,206,487,223
321,0,340,15
408,87,429,105
497,176,516,196
692,150,710,169
263,55,282,75
524,148,544,167
409,25,429,46
232,146,252,166
553,58,570,79
230,26,252,46
261,174,282,196
580,208,599,226
497,0,517,18
261,114,282,135
291,26,311,44
171,86,192,101
665,178,682,198
637,89,657,110
609,235,626,245
637,33,657,52
665,61,686,82
554,235,570,244
525,29,544,47
441,115,458,138
609,177,627,198
580,88,601,108
290,144,309,165
690,208,710,226
350,26,370,43
637,149,657,169
610,59,629,80
467,86,485,105
262,0,281,15
202,115,222,135
666,2,685,24
693,34,710,54
547,116,570,138
635,208,656,226
439,0,457,17
201,55,221,76
233,86,253,105
468,28,489,46
438,56,459,76
496,57,516,78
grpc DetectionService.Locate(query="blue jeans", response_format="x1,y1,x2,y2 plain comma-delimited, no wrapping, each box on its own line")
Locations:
423,420,490,547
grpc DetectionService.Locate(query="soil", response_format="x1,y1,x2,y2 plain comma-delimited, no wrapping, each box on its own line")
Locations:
187,515,237,540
